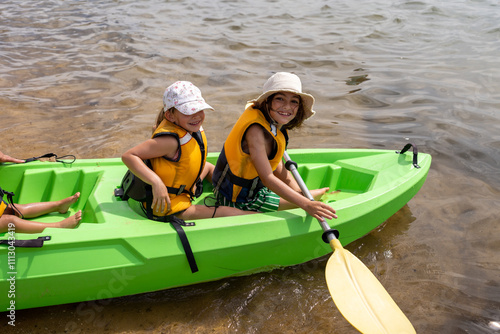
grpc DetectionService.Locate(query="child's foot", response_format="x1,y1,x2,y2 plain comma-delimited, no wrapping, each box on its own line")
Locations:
56,210,82,228
312,187,330,201
57,192,80,214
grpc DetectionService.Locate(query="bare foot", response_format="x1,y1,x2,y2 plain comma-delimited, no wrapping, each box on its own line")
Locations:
57,192,80,214
311,187,330,201
56,210,82,228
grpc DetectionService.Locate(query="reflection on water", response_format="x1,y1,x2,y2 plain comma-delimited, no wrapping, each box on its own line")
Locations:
1,0,500,333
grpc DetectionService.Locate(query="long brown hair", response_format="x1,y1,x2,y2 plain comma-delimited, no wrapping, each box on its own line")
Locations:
254,93,306,130
153,107,176,132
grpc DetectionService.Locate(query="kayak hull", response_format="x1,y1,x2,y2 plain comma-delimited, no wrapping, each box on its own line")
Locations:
0,148,431,310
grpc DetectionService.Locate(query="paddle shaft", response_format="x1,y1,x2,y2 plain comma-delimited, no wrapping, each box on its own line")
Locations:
283,151,336,242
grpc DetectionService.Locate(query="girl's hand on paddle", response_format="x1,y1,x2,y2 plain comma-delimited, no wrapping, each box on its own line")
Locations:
152,182,171,214
305,200,337,221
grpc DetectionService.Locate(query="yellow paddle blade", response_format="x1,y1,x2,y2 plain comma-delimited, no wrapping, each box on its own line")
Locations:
326,239,416,334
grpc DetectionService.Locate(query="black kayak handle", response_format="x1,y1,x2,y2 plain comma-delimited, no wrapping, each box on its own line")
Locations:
396,143,420,168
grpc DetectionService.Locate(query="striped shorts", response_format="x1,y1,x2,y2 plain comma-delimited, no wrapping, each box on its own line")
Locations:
217,187,280,212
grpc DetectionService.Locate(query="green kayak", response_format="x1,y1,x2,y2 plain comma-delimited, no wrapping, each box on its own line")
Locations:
0,147,431,311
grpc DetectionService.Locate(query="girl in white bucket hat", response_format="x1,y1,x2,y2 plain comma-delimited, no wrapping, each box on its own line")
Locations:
212,72,337,221
122,81,249,220
248,71,316,129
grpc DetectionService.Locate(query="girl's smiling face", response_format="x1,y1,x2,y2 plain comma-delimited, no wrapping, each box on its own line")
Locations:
269,92,300,126
166,109,205,133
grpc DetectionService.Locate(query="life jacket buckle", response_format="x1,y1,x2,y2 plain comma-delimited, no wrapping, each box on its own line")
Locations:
176,185,186,196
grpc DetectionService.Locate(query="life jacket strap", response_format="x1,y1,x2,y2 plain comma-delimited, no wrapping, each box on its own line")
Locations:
212,147,264,198
167,184,188,196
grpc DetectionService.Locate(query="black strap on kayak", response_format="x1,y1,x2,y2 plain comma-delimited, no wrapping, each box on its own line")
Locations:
396,143,420,168
168,216,198,273
0,236,51,248
155,215,198,274
24,153,76,164
0,186,23,219
141,195,198,273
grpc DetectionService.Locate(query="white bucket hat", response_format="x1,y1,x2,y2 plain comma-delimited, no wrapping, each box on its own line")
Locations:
248,72,316,120
163,81,214,115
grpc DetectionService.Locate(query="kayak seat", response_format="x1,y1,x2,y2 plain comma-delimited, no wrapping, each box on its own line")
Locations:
295,164,375,201
6,168,101,222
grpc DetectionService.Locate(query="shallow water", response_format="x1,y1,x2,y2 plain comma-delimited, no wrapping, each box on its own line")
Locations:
1,0,500,333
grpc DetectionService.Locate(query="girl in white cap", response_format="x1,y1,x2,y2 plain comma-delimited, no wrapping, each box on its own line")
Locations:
212,72,337,221
122,81,248,220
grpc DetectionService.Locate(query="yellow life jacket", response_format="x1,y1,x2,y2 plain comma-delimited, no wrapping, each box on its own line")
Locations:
0,186,13,218
146,119,207,216
213,104,288,202
0,199,7,218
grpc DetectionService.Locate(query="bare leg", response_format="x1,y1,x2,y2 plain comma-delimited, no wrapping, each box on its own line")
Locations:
179,204,255,220
200,162,215,183
0,210,82,234
15,192,80,218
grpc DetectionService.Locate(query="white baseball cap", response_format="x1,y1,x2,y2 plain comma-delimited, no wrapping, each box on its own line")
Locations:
163,81,214,115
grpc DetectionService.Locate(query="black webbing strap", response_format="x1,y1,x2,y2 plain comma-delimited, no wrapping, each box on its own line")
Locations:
166,184,189,196
24,153,76,164
142,195,198,273
168,216,198,273
0,236,51,248
396,143,420,168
